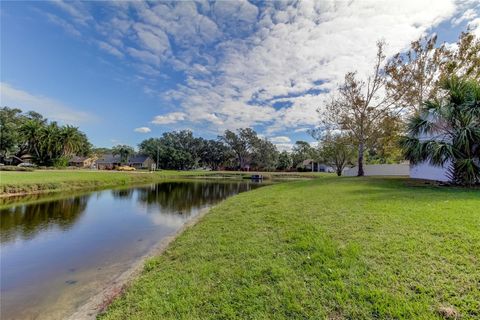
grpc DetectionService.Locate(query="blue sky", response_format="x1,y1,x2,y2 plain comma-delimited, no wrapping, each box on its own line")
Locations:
1,1,479,150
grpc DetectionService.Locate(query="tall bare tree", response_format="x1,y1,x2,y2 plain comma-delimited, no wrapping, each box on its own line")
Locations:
322,41,400,176
385,35,445,114
386,32,480,115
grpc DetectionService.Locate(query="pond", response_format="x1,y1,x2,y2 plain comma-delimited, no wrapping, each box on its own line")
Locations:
0,180,263,320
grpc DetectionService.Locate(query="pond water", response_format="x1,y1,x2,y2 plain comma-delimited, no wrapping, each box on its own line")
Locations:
0,180,262,320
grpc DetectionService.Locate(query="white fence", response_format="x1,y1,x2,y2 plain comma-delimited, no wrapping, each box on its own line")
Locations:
343,164,409,177
410,161,450,182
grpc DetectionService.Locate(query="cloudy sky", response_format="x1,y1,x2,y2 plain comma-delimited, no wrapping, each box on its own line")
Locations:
1,0,479,150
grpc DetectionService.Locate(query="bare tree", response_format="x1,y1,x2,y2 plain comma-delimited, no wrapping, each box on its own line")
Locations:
385,35,445,114
385,32,479,114
322,41,400,176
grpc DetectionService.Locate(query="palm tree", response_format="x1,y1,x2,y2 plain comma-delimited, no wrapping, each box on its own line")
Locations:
18,119,43,159
112,145,135,164
400,76,480,186
38,122,62,165
59,125,84,157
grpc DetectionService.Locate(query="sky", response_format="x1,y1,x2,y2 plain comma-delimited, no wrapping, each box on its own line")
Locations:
1,0,479,150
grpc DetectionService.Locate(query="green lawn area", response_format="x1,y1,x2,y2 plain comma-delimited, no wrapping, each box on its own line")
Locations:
0,170,324,196
100,177,480,320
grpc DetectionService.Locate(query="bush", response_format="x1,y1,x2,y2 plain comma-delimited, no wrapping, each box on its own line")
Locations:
0,165,34,172
52,156,69,168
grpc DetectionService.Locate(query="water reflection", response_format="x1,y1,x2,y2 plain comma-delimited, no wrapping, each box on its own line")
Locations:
110,188,134,199
0,195,90,244
136,181,256,212
1,180,261,320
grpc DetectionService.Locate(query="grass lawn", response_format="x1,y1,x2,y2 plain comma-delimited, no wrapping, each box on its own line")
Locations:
0,170,323,196
100,177,480,320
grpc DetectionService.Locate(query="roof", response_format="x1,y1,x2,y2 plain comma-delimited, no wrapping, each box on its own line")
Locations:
302,159,314,166
70,156,88,163
128,155,151,164
96,154,121,164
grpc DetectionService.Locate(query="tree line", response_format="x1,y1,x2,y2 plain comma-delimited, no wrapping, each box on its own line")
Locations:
1,32,477,184
138,129,309,171
0,108,90,166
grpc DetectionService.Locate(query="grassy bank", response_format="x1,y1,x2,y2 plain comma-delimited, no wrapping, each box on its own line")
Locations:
100,177,480,319
0,170,324,197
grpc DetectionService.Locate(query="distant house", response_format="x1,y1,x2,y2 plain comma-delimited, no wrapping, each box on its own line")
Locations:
128,155,155,170
301,159,334,172
95,154,122,170
95,154,154,170
69,156,97,168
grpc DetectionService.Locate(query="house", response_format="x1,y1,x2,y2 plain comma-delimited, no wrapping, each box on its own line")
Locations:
300,159,334,172
128,155,155,170
69,156,97,168
343,164,410,176
95,154,122,170
408,118,451,182
410,161,450,182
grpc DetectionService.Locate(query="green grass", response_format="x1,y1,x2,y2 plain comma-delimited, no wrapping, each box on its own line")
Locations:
0,170,325,196
100,177,480,320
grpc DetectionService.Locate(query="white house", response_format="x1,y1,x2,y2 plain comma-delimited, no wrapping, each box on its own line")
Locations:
408,119,451,182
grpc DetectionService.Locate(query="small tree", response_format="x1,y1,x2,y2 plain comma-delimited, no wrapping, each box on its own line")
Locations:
400,76,480,186
319,132,356,176
323,41,399,176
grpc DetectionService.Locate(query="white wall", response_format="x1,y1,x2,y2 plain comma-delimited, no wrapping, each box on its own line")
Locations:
409,161,450,182
343,164,409,176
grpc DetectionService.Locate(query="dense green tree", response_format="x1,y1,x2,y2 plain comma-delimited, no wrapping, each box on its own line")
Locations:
91,147,113,156
219,128,260,170
291,141,317,168
251,138,279,171
400,76,480,186
276,151,293,171
1,107,91,166
112,145,135,164
219,128,279,171
199,139,232,170
0,107,23,160
319,132,356,176
139,131,205,170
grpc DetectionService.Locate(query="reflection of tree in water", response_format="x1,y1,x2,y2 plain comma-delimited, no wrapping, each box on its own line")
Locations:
136,181,256,213
110,188,134,199
0,195,90,244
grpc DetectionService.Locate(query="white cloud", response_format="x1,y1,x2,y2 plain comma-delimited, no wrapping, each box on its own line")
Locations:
274,143,294,152
134,127,151,133
269,136,291,143
0,82,96,124
43,0,480,137
97,41,124,58
151,112,186,125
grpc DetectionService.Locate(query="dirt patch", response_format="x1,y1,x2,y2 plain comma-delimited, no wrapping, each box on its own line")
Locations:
437,306,459,319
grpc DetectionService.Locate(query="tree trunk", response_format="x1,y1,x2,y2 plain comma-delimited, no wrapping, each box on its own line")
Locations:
357,141,365,176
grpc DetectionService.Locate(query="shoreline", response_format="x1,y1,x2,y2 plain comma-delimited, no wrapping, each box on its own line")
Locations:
0,170,319,200
67,205,214,320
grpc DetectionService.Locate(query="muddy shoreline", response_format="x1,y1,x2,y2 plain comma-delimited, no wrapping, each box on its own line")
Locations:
67,206,212,320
